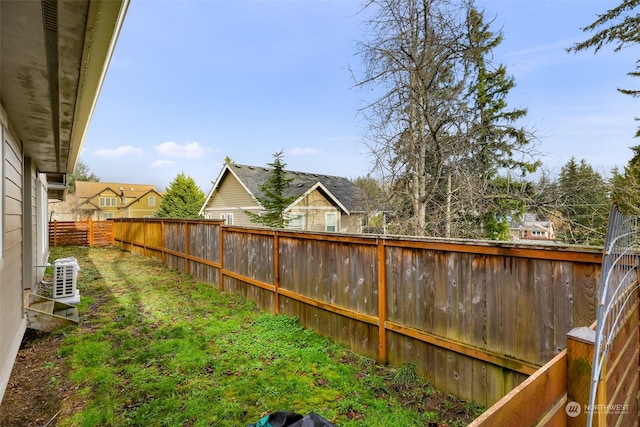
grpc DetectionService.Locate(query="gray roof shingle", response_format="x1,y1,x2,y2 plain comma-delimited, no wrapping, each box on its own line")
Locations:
228,163,367,213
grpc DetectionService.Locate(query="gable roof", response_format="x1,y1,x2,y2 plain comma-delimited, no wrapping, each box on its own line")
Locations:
75,181,158,199
73,182,163,213
202,163,369,215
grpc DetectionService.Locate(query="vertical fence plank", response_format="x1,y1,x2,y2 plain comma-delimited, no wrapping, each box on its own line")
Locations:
566,327,596,427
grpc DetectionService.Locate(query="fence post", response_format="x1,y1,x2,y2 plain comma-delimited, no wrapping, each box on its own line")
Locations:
88,218,94,246
161,220,166,264
274,230,280,314
53,220,57,247
185,221,190,275
377,238,387,363
219,223,224,291
566,326,604,426
142,219,147,257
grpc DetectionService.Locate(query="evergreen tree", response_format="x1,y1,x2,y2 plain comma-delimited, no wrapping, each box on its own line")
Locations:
67,160,99,193
610,145,640,215
155,173,205,218
246,151,297,228
555,158,610,245
569,0,640,136
438,7,538,240
465,7,538,175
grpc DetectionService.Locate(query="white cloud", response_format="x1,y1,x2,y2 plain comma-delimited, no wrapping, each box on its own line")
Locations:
93,145,144,158
290,147,322,155
155,141,208,159
151,160,176,168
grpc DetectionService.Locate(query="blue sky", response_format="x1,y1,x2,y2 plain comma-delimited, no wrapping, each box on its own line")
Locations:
81,0,639,192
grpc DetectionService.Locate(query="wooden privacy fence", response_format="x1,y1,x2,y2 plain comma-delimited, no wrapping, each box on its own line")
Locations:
112,218,603,408
49,219,114,247
470,292,639,426
471,205,640,426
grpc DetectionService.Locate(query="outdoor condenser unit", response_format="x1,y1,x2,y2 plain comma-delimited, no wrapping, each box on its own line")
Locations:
51,257,81,304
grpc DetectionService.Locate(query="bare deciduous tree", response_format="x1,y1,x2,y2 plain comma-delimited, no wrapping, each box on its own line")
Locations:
356,0,471,236
355,0,537,239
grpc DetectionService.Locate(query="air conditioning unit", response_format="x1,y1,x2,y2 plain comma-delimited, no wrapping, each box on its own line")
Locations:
51,257,80,304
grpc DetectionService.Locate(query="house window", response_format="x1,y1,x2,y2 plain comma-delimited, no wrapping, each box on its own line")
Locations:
289,214,304,230
220,213,233,225
149,196,155,206
100,197,117,206
103,212,114,219
325,212,337,232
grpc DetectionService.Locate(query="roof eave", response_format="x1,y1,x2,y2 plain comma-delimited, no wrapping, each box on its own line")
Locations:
67,0,130,176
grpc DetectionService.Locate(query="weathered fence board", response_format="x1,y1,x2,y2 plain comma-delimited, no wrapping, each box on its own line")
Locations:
112,218,604,408
469,350,568,427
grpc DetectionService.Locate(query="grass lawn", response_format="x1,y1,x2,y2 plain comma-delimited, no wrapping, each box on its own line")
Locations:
6,246,483,426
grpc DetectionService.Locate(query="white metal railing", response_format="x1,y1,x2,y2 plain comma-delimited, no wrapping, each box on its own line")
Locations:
588,203,639,426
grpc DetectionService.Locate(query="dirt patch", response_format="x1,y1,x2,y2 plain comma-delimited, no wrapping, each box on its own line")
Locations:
0,330,71,427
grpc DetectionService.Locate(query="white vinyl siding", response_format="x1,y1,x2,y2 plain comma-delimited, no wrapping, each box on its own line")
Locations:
0,120,28,406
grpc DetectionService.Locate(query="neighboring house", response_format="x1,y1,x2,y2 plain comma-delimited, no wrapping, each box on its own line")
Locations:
511,213,556,241
49,182,164,221
200,163,375,233
0,0,128,404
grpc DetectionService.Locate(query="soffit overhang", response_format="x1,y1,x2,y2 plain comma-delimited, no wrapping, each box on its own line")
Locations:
1,0,128,199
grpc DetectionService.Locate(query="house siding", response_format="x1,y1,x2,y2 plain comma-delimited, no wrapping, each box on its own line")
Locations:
340,214,362,234
93,189,119,219
0,123,27,404
127,193,161,218
54,184,163,220
204,174,259,226
289,189,363,233
289,189,337,232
